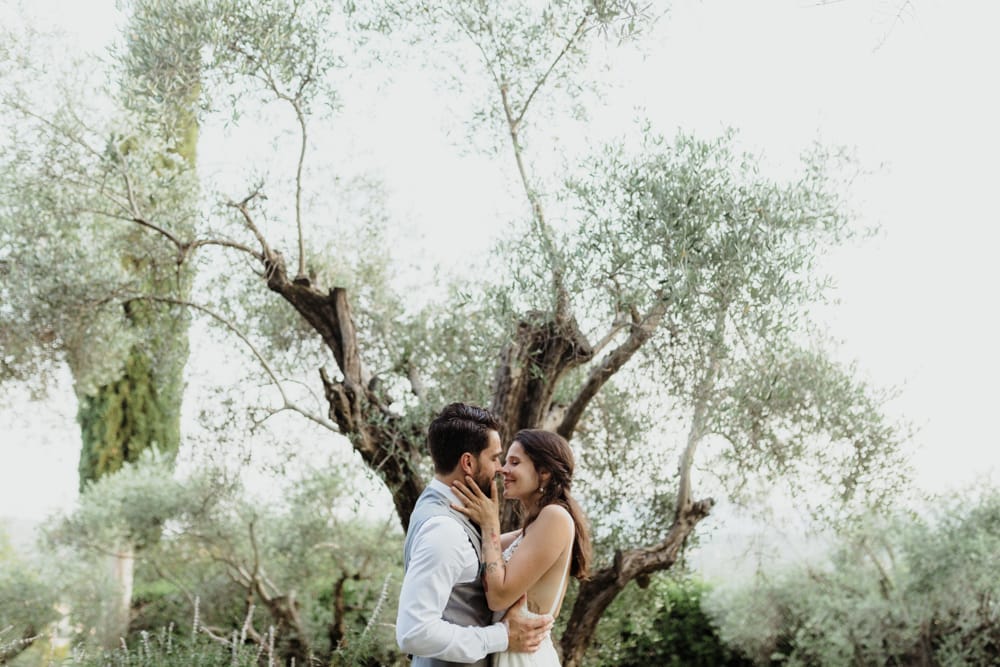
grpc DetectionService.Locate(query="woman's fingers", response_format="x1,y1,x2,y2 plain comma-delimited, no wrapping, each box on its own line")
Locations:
452,480,473,500
465,475,488,499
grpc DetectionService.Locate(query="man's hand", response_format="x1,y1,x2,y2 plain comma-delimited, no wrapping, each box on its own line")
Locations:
502,595,554,653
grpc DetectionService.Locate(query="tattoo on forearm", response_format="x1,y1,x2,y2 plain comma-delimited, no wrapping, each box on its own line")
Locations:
489,530,501,552
485,560,500,575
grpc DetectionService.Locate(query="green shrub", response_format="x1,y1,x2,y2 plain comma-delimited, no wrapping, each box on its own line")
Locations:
578,573,750,667
0,529,60,664
616,577,752,667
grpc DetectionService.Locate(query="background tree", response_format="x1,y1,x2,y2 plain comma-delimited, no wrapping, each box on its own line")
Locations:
88,1,213,646
0,0,210,645
75,0,210,489
0,0,909,661
706,485,1000,665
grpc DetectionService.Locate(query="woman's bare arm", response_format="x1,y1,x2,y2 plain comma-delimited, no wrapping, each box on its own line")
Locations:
451,478,573,612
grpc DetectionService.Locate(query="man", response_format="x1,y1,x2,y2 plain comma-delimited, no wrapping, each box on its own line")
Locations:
397,403,553,666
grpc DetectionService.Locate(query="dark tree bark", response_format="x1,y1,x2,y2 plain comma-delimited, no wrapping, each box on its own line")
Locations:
489,310,593,440
328,572,352,649
261,249,426,529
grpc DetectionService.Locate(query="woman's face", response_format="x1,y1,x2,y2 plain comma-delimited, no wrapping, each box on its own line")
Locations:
500,441,541,501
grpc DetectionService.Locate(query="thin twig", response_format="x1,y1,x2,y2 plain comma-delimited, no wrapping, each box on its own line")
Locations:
140,295,340,433
676,306,727,512
513,8,594,130
4,97,106,162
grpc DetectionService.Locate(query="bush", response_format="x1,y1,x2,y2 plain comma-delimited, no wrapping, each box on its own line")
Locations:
41,454,406,665
616,577,752,667
578,572,750,667
0,528,60,664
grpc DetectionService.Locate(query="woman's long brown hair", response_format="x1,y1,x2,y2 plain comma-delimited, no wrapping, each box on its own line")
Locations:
512,429,592,580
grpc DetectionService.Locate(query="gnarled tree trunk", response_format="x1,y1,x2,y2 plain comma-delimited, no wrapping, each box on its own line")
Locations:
262,257,426,528
490,311,594,439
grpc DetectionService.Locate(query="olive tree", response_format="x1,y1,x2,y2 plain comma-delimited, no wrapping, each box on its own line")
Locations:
1,0,908,661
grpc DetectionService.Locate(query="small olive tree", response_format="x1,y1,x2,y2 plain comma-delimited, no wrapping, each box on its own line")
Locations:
45,450,402,665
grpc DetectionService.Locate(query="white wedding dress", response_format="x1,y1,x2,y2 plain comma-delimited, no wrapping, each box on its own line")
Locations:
493,534,570,667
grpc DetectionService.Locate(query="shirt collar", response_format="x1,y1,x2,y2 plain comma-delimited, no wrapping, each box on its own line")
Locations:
429,477,462,506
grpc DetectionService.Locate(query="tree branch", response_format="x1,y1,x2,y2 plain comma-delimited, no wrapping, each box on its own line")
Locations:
248,518,262,594
140,295,339,433
588,312,630,358
438,6,505,93
874,0,914,52
186,237,265,262
79,201,265,266
557,298,668,439
512,8,593,129
676,306,727,512
224,45,310,278
292,99,308,280
500,82,568,316
114,143,149,224
226,188,276,262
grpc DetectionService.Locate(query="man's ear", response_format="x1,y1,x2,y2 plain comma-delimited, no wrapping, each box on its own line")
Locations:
459,452,473,475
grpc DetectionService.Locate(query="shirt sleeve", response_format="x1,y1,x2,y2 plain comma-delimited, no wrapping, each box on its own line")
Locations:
396,516,509,661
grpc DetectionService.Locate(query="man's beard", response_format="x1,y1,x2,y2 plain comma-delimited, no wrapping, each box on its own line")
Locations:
471,464,495,496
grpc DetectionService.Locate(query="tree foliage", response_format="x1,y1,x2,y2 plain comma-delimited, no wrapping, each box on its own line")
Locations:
574,572,751,667
0,8,200,477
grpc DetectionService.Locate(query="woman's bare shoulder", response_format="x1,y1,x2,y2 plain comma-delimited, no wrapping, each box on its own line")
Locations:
537,503,574,530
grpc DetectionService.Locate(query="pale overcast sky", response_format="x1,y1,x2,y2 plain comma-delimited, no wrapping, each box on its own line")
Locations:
2,1,999,533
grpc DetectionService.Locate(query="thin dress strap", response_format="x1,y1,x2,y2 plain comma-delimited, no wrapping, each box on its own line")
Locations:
548,542,573,616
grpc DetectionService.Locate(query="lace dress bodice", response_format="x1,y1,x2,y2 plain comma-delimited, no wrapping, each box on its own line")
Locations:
502,533,524,563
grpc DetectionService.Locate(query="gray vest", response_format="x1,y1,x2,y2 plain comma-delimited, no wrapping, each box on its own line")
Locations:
403,485,492,667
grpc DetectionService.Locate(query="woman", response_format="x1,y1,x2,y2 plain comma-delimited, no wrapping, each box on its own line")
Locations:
451,429,591,666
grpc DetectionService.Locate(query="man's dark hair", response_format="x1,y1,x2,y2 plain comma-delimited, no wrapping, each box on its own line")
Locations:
427,403,501,474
